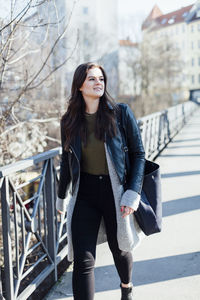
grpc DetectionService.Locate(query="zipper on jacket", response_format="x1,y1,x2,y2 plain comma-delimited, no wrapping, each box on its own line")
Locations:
118,119,128,184
122,145,127,183
69,145,80,194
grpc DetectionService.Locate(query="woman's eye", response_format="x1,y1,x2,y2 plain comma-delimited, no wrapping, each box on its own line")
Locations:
89,78,94,81
100,78,104,81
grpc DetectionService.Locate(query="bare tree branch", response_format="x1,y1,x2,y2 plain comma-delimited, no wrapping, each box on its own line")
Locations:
0,0,33,33
1,117,58,137
27,30,79,90
0,0,78,164
18,16,65,28
22,0,77,89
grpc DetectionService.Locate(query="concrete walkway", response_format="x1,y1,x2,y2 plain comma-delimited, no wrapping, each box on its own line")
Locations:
45,108,200,300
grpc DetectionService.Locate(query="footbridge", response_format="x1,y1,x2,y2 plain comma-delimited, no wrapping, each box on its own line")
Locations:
0,101,200,300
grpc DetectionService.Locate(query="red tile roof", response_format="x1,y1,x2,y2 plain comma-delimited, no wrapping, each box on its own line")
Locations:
119,39,138,47
142,4,194,31
146,4,163,21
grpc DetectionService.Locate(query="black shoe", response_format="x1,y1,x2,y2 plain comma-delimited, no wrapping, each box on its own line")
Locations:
120,283,133,300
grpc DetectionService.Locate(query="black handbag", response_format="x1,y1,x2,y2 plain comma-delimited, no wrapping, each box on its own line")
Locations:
135,159,162,235
117,106,162,236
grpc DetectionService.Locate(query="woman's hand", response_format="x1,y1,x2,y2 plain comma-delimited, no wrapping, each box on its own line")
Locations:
120,206,134,218
57,209,65,215
56,197,67,215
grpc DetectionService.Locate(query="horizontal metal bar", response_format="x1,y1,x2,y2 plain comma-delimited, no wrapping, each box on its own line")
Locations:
26,241,41,256
57,232,67,245
9,178,32,222
56,245,68,265
23,194,37,206
16,263,55,300
0,147,61,178
16,175,42,189
35,232,54,264
21,254,47,281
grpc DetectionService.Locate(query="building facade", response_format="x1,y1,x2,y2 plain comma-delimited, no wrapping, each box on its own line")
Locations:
38,0,119,102
142,1,200,101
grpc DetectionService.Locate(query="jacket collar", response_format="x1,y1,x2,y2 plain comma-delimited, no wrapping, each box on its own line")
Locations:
107,101,114,110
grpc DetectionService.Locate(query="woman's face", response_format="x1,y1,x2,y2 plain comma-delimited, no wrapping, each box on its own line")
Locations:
79,67,105,100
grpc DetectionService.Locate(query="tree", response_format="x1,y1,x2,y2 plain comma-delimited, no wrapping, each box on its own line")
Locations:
119,33,184,117
0,0,78,166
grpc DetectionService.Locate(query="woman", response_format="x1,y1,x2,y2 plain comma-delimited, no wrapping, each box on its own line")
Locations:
56,62,145,300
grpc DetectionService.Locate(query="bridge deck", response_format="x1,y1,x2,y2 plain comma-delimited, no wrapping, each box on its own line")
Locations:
45,108,200,300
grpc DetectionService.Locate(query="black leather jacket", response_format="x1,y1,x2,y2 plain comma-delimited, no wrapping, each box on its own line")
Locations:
57,103,145,199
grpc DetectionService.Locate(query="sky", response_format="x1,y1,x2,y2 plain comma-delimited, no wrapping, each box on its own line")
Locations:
0,0,195,18
118,0,195,40
0,0,196,40
118,0,195,17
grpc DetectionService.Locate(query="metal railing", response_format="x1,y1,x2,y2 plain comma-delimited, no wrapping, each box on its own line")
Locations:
0,149,67,300
139,101,197,159
0,101,198,299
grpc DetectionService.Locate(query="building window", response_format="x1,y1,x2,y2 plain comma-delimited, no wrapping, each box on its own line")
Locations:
84,38,89,46
199,74,200,84
198,40,200,48
191,41,194,49
199,57,200,66
84,23,89,31
182,12,188,18
191,58,194,66
83,7,88,14
198,23,200,31
176,26,179,34
191,25,194,32
182,24,185,33
161,18,167,24
191,75,195,84
168,18,175,24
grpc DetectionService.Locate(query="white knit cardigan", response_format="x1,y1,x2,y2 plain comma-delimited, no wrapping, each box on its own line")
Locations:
57,143,145,262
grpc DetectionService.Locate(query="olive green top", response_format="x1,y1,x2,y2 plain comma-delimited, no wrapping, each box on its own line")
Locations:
80,111,109,175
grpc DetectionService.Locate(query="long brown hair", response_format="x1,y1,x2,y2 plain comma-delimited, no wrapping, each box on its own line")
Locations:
61,62,118,151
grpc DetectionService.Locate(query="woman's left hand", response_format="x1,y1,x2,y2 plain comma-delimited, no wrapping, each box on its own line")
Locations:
120,206,134,218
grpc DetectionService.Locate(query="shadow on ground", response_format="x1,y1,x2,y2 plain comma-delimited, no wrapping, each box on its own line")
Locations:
93,251,200,292
162,195,200,217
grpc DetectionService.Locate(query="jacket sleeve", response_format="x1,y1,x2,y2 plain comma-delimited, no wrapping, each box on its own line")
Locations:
123,104,145,195
57,119,71,199
120,189,140,211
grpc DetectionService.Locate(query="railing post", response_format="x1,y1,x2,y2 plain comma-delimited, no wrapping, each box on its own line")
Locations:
0,268,5,300
1,177,14,300
45,158,57,282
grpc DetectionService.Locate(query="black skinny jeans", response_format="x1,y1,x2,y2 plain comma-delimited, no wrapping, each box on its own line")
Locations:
71,172,133,300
